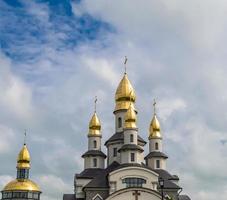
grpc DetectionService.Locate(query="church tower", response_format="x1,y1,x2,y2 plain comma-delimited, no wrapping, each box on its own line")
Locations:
82,99,106,169
105,60,146,165
1,139,41,200
119,103,144,164
145,101,168,169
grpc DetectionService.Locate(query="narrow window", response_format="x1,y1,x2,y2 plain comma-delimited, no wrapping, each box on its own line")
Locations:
131,153,135,162
94,140,97,148
93,158,97,167
113,148,117,157
156,160,160,168
130,134,134,143
118,117,122,128
155,142,159,150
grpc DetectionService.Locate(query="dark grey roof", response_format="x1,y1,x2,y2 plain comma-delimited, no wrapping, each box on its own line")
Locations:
78,162,180,191
81,150,106,158
153,169,181,190
76,168,104,179
118,144,144,152
105,132,146,146
84,161,120,189
179,195,191,200
63,194,76,200
144,151,168,159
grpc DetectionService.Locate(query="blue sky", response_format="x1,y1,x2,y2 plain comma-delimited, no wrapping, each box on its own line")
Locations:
1,1,227,200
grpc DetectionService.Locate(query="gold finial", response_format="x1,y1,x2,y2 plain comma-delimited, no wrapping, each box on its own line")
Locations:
153,99,156,115
149,99,161,139
94,96,97,113
24,129,27,145
124,56,128,74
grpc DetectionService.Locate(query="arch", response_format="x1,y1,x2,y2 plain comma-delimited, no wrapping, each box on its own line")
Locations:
94,140,97,148
118,117,122,128
130,134,134,143
93,158,97,167
106,187,161,200
155,142,159,150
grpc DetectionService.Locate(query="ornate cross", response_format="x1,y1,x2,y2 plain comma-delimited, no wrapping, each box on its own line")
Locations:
132,190,141,200
24,129,27,145
94,96,97,113
153,99,156,115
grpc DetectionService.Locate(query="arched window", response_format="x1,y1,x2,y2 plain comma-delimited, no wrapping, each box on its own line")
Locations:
118,117,122,128
130,134,134,142
93,158,97,167
122,178,146,188
155,142,159,150
94,140,97,148
131,153,135,162
156,160,160,168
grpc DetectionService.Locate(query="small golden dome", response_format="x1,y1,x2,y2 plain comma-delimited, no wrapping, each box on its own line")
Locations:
88,113,101,136
3,179,40,192
115,74,136,111
124,103,137,128
17,145,30,169
149,114,162,139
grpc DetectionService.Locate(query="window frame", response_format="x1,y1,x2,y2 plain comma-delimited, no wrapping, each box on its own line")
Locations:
113,148,117,157
93,158,97,167
118,117,122,128
156,159,160,168
131,153,135,162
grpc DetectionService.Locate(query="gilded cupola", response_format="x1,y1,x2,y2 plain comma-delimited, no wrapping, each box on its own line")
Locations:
1,137,41,196
88,113,101,136
124,103,137,128
115,73,136,111
17,144,31,169
149,100,162,139
88,97,102,137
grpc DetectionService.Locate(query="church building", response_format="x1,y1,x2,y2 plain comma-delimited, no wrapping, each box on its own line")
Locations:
63,70,191,200
1,141,41,200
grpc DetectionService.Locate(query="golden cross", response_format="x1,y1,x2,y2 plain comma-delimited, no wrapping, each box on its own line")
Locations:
124,56,128,74
24,129,27,145
94,96,97,113
153,99,157,115
132,190,141,200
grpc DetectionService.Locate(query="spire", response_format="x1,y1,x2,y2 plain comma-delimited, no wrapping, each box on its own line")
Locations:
149,99,161,139
115,58,136,111
88,97,101,137
17,143,30,169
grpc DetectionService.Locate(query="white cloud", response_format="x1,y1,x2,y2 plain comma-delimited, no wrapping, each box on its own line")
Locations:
36,174,71,199
0,125,15,154
0,175,14,190
0,53,34,120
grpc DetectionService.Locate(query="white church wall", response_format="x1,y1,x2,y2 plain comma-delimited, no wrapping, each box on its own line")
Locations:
88,136,101,151
108,166,159,193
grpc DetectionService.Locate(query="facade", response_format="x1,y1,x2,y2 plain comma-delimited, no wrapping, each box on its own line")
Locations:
63,72,191,200
1,143,41,200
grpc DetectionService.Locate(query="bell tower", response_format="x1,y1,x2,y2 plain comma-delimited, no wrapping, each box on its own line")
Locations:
82,98,106,169
145,100,168,169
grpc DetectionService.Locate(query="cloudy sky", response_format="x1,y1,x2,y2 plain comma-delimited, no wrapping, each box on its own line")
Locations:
1,0,227,199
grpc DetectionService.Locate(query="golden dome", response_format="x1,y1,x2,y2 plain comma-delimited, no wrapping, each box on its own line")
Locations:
88,113,101,136
149,114,162,139
3,179,40,192
115,74,136,111
17,144,30,169
124,103,137,128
